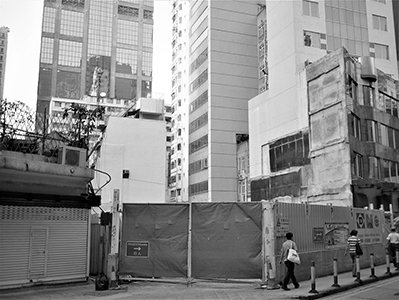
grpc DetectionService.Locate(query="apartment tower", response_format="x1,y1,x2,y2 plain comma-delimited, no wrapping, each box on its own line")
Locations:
0,27,10,100
169,0,190,203
186,1,259,202
36,0,154,114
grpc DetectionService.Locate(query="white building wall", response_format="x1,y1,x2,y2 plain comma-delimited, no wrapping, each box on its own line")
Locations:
96,117,166,211
206,1,258,202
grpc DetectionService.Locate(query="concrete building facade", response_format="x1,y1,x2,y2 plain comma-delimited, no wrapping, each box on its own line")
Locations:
249,0,398,207
0,26,9,100
187,0,259,202
36,0,154,114
94,98,167,211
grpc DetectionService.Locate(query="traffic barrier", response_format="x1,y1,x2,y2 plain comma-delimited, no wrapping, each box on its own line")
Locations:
355,256,362,283
369,253,377,278
385,253,391,275
309,261,318,294
331,257,340,287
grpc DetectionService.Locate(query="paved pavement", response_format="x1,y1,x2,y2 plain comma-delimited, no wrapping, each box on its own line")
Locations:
0,264,398,300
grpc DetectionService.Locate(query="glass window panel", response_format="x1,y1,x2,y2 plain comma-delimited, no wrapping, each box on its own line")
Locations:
310,2,319,17
142,51,152,76
43,7,56,33
40,37,54,64
353,12,360,26
333,22,340,36
368,157,379,179
88,0,113,56
60,10,84,37
362,42,369,55
359,0,367,13
382,160,390,182
58,40,82,67
355,41,363,56
117,19,139,45
347,26,355,39
303,0,310,16
360,13,367,28
355,27,362,40
143,23,153,48
373,15,379,29
56,71,80,99
340,24,348,38
393,101,398,117
345,0,353,9
327,35,334,50
141,80,152,97
333,37,341,49
326,21,334,34
339,9,346,23
353,0,360,11
346,10,354,25
116,48,137,75
395,129,399,150
325,6,332,20
361,28,368,41
115,77,136,100
332,7,339,21
341,38,349,49
380,16,387,31
38,68,52,97
388,127,394,148
348,40,355,53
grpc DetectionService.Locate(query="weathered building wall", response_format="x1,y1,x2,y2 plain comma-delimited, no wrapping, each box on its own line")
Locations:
306,48,353,205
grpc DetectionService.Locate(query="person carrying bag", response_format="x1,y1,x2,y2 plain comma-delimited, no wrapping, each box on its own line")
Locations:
279,232,300,291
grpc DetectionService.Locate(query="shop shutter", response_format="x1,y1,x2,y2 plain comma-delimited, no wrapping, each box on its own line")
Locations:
0,206,89,287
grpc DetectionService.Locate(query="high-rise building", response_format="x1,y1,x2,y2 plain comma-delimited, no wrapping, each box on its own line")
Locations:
169,0,190,203
0,27,10,100
185,1,260,202
36,0,154,115
249,0,399,207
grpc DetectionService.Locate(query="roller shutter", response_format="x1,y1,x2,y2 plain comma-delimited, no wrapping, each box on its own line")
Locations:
0,205,89,288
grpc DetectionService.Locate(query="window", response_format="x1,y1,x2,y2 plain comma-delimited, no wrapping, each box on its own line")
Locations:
352,152,363,178
380,124,389,146
374,43,389,60
303,0,319,17
347,75,358,101
349,113,361,139
368,157,380,179
303,30,321,48
189,134,208,154
363,86,374,106
372,14,387,31
366,120,377,142
371,0,386,3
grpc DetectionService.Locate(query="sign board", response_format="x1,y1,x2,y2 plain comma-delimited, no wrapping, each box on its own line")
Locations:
126,241,149,258
313,227,324,243
276,217,289,237
355,210,383,244
324,222,349,249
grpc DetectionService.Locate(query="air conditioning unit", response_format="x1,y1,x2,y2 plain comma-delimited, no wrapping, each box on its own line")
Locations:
58,145,87,167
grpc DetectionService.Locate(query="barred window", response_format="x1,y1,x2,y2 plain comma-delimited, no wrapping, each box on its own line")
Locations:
190,90,208,113
189,112,208,133
189,180,208,196
189,69,208,94
189,134,208,154
61,0,85,8
144,10,153,19
189,48,208,75
118,5,139,17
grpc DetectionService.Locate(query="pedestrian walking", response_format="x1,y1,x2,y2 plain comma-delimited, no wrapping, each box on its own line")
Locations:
344,229,361,277
386,227,399,268
279,232,300,291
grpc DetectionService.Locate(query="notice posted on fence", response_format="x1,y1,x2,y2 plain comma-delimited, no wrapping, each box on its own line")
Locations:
324,222,349,249
126,241,149,258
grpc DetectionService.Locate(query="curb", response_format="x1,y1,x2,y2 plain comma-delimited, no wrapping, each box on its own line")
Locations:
296,271,399,300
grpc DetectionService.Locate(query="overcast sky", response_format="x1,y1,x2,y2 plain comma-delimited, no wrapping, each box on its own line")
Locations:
0,0,172,108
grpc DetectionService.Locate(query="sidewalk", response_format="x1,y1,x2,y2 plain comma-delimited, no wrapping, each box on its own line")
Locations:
1,264,398,300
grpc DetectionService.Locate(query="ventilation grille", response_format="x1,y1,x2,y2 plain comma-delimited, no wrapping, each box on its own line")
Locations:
0,206,88,221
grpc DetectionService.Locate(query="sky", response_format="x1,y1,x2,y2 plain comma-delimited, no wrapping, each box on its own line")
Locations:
0,0,172,109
